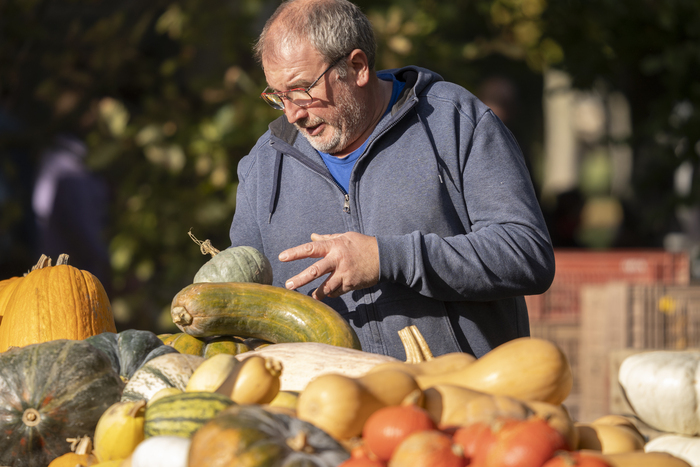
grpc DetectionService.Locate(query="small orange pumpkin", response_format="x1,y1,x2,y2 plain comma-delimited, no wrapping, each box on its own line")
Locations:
0,254,116,352
388,430,466,467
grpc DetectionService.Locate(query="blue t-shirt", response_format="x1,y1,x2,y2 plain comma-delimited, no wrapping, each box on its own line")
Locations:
319,74,405,192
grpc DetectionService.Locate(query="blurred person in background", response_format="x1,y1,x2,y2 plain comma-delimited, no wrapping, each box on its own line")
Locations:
32,133,111,293
228,0,555,359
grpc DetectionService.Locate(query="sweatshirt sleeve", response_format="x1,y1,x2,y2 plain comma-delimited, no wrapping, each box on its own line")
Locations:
228,153,265,253
377,109,555,302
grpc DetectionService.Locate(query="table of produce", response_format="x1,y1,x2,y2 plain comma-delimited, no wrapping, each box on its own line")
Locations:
0,250,698,467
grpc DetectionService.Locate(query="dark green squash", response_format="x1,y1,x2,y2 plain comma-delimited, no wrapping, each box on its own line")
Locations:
170,282,361,350
0,339,123,466
188,404,350,466
85,328,179,382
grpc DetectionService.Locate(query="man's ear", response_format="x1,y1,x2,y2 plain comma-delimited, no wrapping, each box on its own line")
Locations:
347,49,370,87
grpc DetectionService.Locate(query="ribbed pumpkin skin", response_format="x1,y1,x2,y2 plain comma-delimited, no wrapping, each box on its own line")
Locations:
144,391,234,438
0,264,116,352
188,404,350,467
171,282,362,350
194,246,273,285
86,329,179,382
0,275,22,325
0,339,123,467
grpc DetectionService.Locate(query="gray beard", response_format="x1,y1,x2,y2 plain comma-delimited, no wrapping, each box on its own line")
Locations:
296,80,365,154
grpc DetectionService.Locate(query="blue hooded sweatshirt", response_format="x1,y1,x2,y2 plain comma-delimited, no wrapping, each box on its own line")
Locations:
229,66,555,359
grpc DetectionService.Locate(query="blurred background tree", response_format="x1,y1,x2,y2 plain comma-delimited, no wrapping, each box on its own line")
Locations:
1,0,699,333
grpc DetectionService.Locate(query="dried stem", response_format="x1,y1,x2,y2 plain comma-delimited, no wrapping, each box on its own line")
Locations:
188,229,220,257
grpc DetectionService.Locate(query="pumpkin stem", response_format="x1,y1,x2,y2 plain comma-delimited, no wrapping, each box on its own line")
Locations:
56,253,70,265
21,408,42,427
172,306,193,326
67,435,93,455
286,431,315,454
410,325,434,360
400,388,424,407
264,357,284,377
29,254,52,274
188,229,220,257
398,326,434,363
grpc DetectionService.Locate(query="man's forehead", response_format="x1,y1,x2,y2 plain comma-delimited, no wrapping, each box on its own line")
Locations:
262,42,325,88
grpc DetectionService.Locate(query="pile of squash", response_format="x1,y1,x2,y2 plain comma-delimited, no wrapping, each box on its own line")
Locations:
0,247,695,467
617,350,700,467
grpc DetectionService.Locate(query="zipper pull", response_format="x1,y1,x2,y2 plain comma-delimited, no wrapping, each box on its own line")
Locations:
343,194,350,214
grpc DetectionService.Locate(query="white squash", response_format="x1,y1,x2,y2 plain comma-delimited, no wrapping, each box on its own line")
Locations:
645,434,700,467
619,350,700,435
130,436,191,467
234,342,399,392
121,353,204,402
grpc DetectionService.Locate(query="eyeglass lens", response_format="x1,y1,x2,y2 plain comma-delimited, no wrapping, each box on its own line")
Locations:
263,89,315,110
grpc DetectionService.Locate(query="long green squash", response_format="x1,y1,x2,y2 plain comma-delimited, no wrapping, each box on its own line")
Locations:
170,282,361,350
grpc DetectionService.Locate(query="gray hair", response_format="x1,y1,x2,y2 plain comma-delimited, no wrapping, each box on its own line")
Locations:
254,0,376,75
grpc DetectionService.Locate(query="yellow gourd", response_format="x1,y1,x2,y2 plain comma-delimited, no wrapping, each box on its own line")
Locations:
186,353,282,404
296,368,421,440
48,436,98,467
585,450,692,467
575,421,646,454
413,337,573,405
93,400,147,462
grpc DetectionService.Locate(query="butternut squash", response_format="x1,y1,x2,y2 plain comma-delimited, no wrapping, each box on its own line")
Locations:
422,383,578,449
296,368,422,440
414,337,573,405
583,450,692,467
575,422,645,454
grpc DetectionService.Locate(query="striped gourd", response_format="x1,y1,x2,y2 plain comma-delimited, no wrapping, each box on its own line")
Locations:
121,353,204,402
144,391,234,438
170,282,361,350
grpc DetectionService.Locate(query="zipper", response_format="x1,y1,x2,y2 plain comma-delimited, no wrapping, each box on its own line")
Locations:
343,194,350,214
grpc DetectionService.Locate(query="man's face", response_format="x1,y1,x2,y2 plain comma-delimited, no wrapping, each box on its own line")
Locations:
263,44,365,155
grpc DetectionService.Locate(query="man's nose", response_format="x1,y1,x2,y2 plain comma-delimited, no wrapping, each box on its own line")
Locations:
283,101,308,124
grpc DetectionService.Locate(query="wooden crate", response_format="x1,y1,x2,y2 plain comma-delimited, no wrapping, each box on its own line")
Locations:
526,249,690,323
576,282,700,422
529,321,582,421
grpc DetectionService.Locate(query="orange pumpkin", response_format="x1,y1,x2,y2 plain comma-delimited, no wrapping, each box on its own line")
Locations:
0,275,22,327
0,254,116,352
388,430,466,467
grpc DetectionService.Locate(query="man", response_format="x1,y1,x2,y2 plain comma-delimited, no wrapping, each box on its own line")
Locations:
228,0,555,359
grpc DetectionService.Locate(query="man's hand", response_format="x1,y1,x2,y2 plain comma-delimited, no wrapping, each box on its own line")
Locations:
279,231,380,300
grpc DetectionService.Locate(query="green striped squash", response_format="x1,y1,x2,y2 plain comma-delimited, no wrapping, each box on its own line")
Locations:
170,282,361,350
144,391,234,438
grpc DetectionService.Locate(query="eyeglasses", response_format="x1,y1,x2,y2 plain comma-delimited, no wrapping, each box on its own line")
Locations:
260,55,347,110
